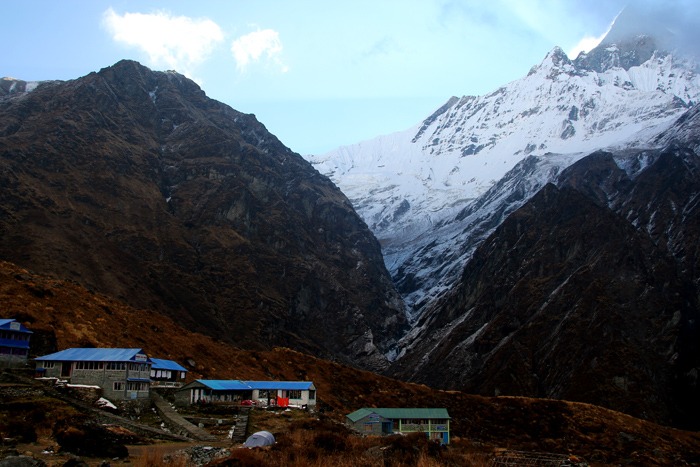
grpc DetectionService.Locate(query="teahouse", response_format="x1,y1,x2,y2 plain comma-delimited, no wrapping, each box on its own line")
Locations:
0,319,32,367
346,408,451,444
150,358,188,387
176,379,316,407
35,348,152,401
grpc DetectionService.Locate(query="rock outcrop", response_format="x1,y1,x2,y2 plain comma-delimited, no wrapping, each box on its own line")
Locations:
389,139,700,428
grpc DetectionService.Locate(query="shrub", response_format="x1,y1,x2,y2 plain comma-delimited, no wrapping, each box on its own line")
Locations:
53,416,128,459
0,417,38,443
382,432,445,466
210,449,268,467
313,431,348,452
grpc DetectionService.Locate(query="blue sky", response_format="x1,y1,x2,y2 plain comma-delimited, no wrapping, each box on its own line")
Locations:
1,1,637,154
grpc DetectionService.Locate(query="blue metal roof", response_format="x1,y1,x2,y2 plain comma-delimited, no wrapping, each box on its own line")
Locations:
0,319,33,333
35,348,149,362
195,380,314,391
151,358,188,372
197,380,253,391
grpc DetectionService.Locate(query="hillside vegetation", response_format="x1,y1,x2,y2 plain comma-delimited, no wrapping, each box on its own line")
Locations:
2,260,699,465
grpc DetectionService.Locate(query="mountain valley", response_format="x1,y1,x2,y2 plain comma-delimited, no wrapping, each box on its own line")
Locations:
308,8,700,429
1,4,700,449
2,259,700,465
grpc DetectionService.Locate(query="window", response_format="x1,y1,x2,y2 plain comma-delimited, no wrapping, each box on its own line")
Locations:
127,382,149,391
114,382,124,391
43,362,55,369
75,361,104,370
288,390,302,399
129,363,148,372
107,362,126,371
363,423,374,432
308,390,316,400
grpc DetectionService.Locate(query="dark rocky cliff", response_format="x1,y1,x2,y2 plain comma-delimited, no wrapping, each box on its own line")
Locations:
389,124,700,428
0,60,407,370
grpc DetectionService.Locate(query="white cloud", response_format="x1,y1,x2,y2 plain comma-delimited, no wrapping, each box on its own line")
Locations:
231,29,288,73
102,8,224,77
567,20,613,58
567,33,604,58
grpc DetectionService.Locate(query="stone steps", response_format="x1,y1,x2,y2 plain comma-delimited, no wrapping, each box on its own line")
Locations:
151,392,217,441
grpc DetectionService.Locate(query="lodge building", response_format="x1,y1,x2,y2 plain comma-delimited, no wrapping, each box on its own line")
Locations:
35,348,152,401
0,319,32,367
346,408,451,444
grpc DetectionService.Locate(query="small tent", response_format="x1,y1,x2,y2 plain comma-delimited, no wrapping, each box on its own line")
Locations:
244,430,275,448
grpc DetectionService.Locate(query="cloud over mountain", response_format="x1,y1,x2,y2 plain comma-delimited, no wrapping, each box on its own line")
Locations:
102,8,224,76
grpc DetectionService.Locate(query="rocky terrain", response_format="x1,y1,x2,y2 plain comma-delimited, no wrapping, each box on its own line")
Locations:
1,260,700,466
304,5,700,431
389,108,700,429
0,60,407,371
1,4,700,447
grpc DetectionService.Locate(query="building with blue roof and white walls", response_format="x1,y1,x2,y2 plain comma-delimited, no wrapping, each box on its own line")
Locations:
35,348,152,401
0,319,32,367
175,379,317,408
150,358,188,387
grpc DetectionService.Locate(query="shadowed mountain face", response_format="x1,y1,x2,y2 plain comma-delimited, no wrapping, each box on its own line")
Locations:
0,60,407,371
389,139,700,429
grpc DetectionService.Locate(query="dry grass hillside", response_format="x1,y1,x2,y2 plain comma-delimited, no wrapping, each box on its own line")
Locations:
2,260,699,465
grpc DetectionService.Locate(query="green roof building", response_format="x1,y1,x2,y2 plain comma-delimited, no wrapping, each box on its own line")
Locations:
346,408,450,444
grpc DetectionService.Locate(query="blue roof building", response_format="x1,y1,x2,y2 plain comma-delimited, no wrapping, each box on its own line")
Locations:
36,347,150,363
35,347,152,401
150,358,188,387
175,379,317,407
0,319,32,366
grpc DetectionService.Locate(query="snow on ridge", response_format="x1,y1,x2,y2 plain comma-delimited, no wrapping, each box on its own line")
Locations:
305,46,700,324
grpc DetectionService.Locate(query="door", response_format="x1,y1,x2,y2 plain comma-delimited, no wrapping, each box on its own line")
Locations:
60,362,71,377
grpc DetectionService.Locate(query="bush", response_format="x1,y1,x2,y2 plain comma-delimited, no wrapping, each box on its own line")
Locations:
0,417,37,443
382,432,445,466
210,449,267,467
313,431,348,452
53,417,128,459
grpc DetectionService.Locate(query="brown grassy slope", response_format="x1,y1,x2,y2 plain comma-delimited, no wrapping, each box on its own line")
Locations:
1,260,699,465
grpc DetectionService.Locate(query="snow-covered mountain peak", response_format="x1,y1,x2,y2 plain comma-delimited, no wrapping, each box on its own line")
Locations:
577,3,700,75
306,20,700,322
601,4,677,54
527,46,581,81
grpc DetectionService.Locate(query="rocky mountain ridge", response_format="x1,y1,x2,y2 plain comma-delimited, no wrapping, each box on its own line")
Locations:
305,6,700,428
307,14,700,322
388,104,700,429
0,60,407,371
